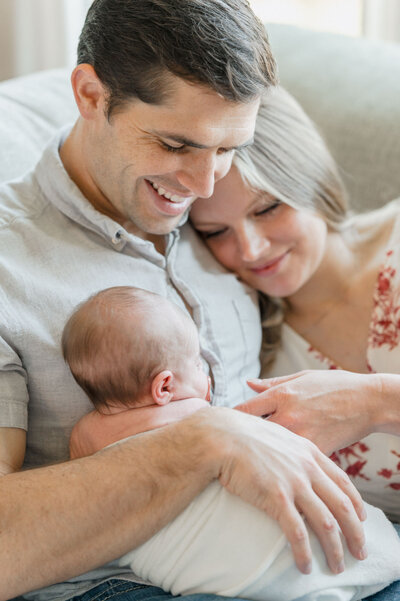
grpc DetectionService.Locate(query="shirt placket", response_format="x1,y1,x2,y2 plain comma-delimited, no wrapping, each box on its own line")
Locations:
164,231,227,406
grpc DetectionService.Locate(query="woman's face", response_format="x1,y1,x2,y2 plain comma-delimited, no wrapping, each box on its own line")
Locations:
190,166,328,299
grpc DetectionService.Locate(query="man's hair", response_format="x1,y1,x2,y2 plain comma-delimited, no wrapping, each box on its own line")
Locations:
62,286,196,410
77,0,277,117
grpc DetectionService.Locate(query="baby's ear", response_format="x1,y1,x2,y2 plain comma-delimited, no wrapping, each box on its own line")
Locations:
151,370,174,405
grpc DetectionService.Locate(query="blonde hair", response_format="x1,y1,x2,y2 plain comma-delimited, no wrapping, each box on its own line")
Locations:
233,87,351,372
234,86,350,230
62,286,194,410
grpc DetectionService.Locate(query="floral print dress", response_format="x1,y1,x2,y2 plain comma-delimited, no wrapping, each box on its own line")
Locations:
267,224,400,522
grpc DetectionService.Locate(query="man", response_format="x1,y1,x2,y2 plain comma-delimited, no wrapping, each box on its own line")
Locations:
0,1,366,600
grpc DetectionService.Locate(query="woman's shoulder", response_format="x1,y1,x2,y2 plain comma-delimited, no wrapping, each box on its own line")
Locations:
352,198,400,247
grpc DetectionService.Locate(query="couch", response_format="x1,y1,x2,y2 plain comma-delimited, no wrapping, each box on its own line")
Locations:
1,24,400,211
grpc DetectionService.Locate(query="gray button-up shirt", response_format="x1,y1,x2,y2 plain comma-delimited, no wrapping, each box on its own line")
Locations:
0,130,261,600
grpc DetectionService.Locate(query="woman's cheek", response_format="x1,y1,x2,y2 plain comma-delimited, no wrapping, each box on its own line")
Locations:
207,239,237,272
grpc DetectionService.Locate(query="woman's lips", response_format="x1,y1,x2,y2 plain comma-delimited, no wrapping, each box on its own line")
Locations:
248,251,290,275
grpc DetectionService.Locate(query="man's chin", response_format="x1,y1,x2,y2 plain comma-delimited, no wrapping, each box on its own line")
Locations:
149,207,190,235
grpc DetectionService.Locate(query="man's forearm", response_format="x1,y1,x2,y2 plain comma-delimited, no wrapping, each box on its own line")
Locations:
0,405,369,599
0,410,219,600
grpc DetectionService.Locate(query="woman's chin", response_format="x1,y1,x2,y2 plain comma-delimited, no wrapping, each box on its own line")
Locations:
239,273,298,299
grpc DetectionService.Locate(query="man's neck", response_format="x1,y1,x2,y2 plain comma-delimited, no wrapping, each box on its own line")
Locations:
122,220,166,254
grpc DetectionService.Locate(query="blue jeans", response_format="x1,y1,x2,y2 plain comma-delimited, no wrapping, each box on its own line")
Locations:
71,577,400,601
71,581,245,601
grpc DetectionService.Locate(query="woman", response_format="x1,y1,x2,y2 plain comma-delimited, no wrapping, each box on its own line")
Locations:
190,86,400,523
190,85,400,600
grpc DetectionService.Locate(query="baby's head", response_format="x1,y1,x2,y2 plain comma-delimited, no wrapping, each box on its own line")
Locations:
62,286,210,412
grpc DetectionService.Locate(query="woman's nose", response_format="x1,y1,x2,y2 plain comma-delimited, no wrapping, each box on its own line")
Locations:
237,223,270,262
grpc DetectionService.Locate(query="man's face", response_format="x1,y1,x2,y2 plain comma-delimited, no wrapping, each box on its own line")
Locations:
79,76,259,238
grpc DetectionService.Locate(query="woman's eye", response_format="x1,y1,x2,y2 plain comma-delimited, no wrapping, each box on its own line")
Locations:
199,228,227,240
161,142,186,153
254,201,281,216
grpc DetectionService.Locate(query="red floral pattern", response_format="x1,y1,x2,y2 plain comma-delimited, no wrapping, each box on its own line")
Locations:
310,249,400,493
330,442,371,481
368,250,400,351
307,346,338,370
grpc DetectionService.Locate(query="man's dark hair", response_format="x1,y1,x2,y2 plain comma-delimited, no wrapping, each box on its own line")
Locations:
77,0,277,117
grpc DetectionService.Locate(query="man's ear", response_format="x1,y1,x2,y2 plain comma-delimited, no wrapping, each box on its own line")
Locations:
151,370,175,405
70,64,107,120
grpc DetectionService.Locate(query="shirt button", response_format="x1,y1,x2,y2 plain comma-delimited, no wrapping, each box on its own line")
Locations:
112,231,123,244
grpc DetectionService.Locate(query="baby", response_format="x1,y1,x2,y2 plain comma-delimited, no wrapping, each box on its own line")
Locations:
63,285,211,459
63,286,400,601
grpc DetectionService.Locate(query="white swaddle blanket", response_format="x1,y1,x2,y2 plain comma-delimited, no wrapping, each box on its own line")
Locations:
119,481,400,601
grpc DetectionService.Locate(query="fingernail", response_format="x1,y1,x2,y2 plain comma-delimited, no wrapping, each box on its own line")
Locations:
359,546,368,560
360,505,367,521
336,561,345,574
247,378,262,383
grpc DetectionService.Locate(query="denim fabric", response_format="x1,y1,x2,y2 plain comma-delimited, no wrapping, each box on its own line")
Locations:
364,579,400,601
70,581,245,601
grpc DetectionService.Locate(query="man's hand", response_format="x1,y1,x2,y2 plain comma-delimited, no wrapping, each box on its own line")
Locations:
235,370,380,455
208,406,367,576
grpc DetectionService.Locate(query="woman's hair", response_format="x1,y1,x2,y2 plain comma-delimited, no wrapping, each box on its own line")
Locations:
234,86,349,230
233,86,350,372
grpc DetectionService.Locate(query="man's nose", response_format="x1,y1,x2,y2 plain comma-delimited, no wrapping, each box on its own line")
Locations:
237,223,271,262
176,152,233,199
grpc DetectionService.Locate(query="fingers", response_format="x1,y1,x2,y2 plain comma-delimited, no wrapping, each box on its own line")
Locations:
317,452,367,522
297,488,347,574
234,394,277,417
310,461,367,564
246,372,305,392
236,373,301,416
273,500,313,574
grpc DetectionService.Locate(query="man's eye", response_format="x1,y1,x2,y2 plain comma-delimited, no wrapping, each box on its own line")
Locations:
161,142,186,153
217,147,235,155
254,201,281,216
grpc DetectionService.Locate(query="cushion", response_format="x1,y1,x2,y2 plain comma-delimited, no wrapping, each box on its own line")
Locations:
267,24,400,211
0,68,77,183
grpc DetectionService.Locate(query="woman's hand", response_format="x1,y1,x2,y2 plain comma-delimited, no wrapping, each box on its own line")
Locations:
236,370,380,454
208,407,367,576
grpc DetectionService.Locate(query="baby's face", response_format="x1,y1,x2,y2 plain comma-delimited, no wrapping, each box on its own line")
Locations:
173,319,211,404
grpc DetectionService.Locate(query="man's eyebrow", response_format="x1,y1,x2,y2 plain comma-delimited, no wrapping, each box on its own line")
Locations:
151,131,254,151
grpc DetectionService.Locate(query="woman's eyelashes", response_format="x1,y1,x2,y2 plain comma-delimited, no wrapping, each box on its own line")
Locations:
197,201,282,239
199,227,228,240
254,200,281,216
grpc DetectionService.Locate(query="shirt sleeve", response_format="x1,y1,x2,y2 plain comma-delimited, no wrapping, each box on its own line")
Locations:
0,334,28,429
